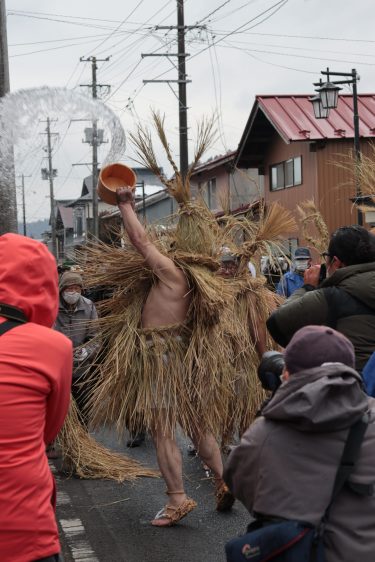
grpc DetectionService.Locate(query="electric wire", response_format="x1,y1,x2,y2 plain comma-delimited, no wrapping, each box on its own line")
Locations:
91,0,145,54
220,41,375,67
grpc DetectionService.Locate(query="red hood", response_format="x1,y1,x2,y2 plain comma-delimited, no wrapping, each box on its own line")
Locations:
0,233,58,327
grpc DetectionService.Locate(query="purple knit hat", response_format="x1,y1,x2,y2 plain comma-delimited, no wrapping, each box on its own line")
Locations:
284,325,355,374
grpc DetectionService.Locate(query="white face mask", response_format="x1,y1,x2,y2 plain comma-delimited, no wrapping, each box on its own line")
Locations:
63,291,80,305
294,259,310,272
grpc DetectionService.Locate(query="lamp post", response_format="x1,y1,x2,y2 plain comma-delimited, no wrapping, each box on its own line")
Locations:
310,68,362,226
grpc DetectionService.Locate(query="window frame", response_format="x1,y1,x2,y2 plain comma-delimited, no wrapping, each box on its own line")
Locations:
269,156,303,191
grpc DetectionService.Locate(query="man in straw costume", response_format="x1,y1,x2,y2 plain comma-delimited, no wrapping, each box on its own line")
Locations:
82,112,296,527
115,184,234,526
213,201,296,443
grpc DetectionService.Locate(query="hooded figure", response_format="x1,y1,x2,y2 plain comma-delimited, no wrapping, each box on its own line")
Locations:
224,325,375,562
276,246,312,298
0,234,72,562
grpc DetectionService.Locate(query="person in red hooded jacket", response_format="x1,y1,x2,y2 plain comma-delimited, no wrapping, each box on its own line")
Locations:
0,234,72,562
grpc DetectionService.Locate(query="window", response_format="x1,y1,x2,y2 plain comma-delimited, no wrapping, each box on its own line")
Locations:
271,163,284,190
270,156,302,191
207,178,217,209
200,178,217,209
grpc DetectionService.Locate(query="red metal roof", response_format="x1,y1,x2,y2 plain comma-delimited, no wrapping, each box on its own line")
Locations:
257,94,375,143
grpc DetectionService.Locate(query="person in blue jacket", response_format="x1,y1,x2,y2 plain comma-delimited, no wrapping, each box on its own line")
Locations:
276,247,312,298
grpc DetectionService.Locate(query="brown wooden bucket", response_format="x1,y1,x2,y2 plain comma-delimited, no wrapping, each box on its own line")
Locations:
97,163,137,205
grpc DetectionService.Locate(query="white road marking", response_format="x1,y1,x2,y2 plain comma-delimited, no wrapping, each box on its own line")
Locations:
49,462,99,562
59,517,99,561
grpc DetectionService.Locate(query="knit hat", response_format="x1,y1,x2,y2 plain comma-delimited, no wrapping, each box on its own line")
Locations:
59,271,83,291
284,325,355,374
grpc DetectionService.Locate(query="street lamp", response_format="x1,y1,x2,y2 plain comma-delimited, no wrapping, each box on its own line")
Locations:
309,95,330,119
316,81,342,110
310,67,362,226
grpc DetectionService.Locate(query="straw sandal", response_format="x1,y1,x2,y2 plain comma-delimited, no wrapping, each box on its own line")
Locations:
151,491,197,527
215,480,235,512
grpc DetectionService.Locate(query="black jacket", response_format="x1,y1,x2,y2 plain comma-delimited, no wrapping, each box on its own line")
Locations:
267,262,375,370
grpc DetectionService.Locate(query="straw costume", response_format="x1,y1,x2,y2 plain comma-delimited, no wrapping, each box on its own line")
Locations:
82,114,236,440
213,201,297,440
81,114,299,450
57,398,158,481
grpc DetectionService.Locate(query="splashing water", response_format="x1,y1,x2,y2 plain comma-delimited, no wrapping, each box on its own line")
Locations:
0,86,127,188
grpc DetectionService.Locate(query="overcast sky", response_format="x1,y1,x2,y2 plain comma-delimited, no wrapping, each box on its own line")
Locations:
5,0,375,221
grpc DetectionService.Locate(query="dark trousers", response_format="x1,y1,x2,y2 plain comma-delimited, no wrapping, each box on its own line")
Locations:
33,554,61,562
71,377,90,427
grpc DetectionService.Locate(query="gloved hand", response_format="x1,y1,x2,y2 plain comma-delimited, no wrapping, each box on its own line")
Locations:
73,347,89,362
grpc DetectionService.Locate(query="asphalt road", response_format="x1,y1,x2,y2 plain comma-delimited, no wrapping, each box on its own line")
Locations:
54,428,249,562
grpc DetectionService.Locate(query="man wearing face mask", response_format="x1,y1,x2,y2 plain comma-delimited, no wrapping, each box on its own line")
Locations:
267,226,375,372
54,270,99,422
276,247,312,297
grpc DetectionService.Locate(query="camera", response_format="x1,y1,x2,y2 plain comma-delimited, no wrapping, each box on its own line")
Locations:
257,351,285,392
319,263,327,284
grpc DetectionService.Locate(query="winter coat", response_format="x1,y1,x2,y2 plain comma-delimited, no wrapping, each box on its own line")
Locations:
0,233,72,562
54,294,99,379
224,362,375,562
267,262,375,370
276,270,304,298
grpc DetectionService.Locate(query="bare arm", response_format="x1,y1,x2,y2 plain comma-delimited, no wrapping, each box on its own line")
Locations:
116,187,184,286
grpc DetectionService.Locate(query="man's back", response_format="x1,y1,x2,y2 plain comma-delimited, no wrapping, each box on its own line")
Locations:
225,361,375,562
268,261,375,370
0,233,72,562
0,323,71,561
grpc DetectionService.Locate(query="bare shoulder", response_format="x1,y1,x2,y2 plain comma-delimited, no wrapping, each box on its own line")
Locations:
145,244,188,289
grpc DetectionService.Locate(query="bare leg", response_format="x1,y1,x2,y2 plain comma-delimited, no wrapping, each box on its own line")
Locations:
151,413,191,526
190,429,223,481
190,428,235,511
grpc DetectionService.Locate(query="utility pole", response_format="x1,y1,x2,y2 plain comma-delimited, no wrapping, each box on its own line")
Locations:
177,0,188,178
17,174,31,236
80,56,110,239
41,118,58,258
0,0,17,234
0,0,10,96
142,1,205,181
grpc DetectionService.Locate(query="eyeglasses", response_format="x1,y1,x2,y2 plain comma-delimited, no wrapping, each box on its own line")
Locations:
321,252,331,260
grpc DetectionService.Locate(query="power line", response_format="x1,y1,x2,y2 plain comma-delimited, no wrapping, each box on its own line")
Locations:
7,9,151,26
243,49,317,75
213,30,375,44
186,0,289,62
97,0,175,76
7,12,122,31
217,37,375,59
221,42,375,66
87,0,145,55
9,37,115,58
196,0,232,24
8,31,132,47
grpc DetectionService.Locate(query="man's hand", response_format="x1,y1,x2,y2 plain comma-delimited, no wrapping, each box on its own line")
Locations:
116,186,135,208
303,264,321,288
74,347,89,362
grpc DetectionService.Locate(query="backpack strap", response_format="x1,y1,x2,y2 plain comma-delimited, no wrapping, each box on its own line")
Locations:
324,412,370,521
0,303,27,336
0,319,24,336
0,303,27,323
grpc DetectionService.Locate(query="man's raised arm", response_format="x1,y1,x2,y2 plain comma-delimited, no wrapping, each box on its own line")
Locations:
116,187,183,285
